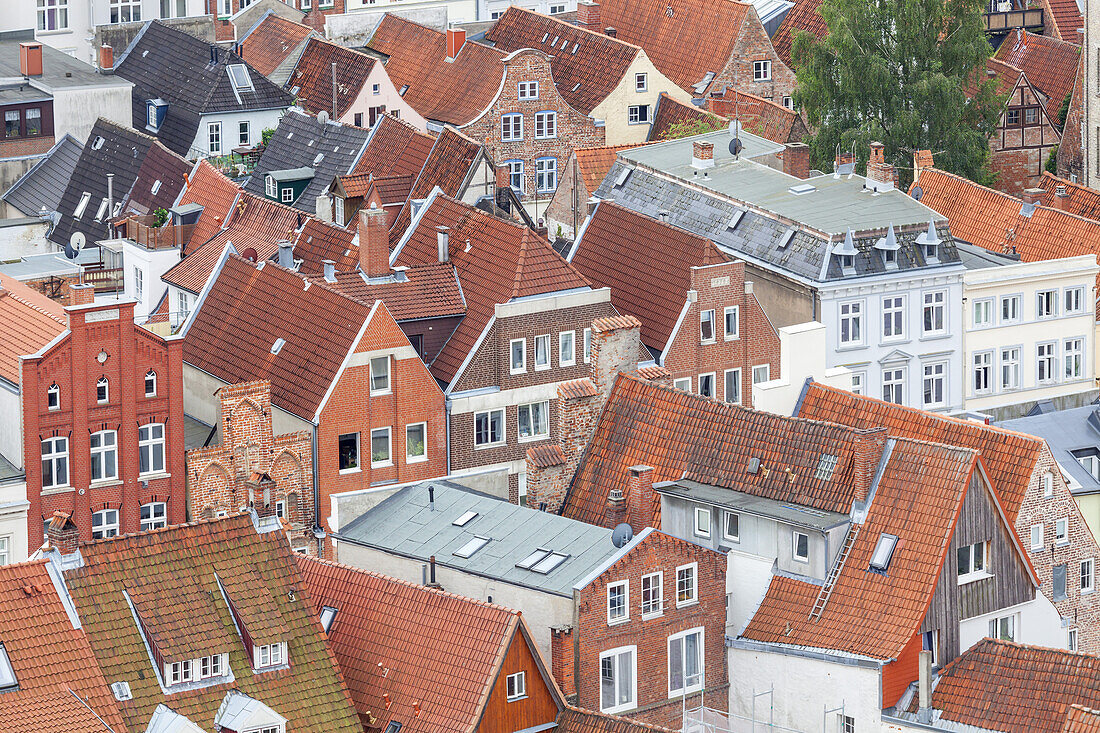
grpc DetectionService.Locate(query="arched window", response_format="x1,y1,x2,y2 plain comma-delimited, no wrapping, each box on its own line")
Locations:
96,376,109,404
46,383,59,410
144,370,157,397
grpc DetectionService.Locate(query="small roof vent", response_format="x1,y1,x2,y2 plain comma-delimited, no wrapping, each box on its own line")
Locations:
111,681,132,702
747,457,760,475
788,183,816,196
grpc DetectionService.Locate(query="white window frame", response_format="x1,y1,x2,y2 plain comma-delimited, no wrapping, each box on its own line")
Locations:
628,105,650,124
199,654,224,679
641,572,663,618
839,300,863,345
1065,337,1085,380
1056,517,1069,545
47,383,59,411
1044,471,1055,497
1037,289,1058,319
972,298,993,328
599,646,637,714
536,157,557,192
922,361,946,409
1030,523,1044,550
957,541,989,583
793,531,809,562
255,642,285,669
700,309,716,343
584,328,592,363
533,334,551,370
405,422,427,463
1065,286,1086,314
167,659,192,685
474,409,506,448
635,72,648,91
882,366,905,404
1037,341,1057,384
38,0,70,30
41,436,69,489
510,338,526,374
74,191,91,219
607,579,629,624
92,508,119,540
507,670,527,700
518,401,550,442
922,290,946,336
138,423,166,475
141,501,166,531
881,295,905,340
1000,346,1021,390
724,306,739,340
370,427,392,467
0,536,9,566
238,120,250,147
506,159,524,193
534,110,557,139
281,187,294,204
96,376,109,404
265,175,276,198
501,113,523,141
559,330,576,367
338,432,360,473
1083,558,1095,593
1069,628,1079,651
698,372,715,398
753,59,772,81
723,510,740,542
1000,294,1021,324
90,430,118,483
369,355,391,394
518,81,538,100
208,121,222,155
674,377,692,391
724,368,741,404
972,350,993,395
134,266,144,301
145,370,157,397
694,506,711,538
110,0,141,23
988,614,1015,641
675,562,697,607
667,627,705,697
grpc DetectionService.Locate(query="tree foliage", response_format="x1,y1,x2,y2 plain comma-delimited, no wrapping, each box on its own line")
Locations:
791,0,1005,187
661,116,726,140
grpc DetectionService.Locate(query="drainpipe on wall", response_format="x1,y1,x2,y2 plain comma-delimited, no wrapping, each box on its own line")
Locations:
312,422,322,556
445,398,452,476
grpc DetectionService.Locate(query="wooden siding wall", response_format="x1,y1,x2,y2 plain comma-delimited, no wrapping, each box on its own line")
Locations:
919,472,1035,662
478,629,560,732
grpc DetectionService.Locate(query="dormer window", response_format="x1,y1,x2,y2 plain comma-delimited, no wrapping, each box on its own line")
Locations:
265,175,276,198
145,99,168,132
199,654,224,678
916,219,942,262
167,659,193,685
834,228,858,275
255,642,285,669
96,376,109,404
47,383,59,410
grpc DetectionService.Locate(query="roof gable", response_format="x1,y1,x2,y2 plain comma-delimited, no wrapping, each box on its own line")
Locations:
0,272,67,384
771,0,826,67
1038,172,1100,220
239,13,316,78
351,112,436,177
177,160,243,251
706,87,808,143
994,29,1080,123
648,92,726,141
289,37,378,118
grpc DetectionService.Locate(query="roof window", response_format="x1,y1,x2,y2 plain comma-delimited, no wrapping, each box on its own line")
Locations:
727,209,745,230
541,33,549,42
452,510,478,527
814,453,838,480
777,228,796,249
91,135,104,150
74,192,91,219
271,337,286,355
399,84,409,96
385,723,403,733
227,64,255,92
870,533,898,571
571,43,579,53
614,167,632,187
518,548,569,574
551,35,559,45
319,606,338,633
0,643,17,691
151,179,161,195
453,535,490,558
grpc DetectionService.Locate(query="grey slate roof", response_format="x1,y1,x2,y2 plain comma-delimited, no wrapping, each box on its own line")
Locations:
956,241,1019,270
339,480,620,596
596,163,961,283
244,109,371,213
114,20,293,157
999,406,1100,497
1,134,83,217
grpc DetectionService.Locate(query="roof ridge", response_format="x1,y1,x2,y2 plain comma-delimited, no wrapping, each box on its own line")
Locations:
562,705,679,732
511,227,532,299
2,288,67,327
498,5,645,52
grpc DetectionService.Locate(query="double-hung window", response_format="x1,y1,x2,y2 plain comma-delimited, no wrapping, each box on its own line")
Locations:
972,298,993,328
1001,347,1021,390
882,367,904,404
501,113,523,141
1037,289,1058,318
628,105,650,124
583,328,592,363
536,158,557,191
607,580,628,624
208,122,222,155
559,330,575,366
753,60,771,81
972,351,992,395
474,409,505,447
668,628,704,696
140,502,166,531
922,362,946,408
700,309,715,343
506,160,524,192
518,81,538,100
724,368,741,404
41,437,68,489
92,509,118,540
534,334,550,370
641,572,662,617
518,401,549,441
38,0,69,30
839,301,862,345
600,647,636,714
535,111,557,138
635,73,647,91
724,306,739,339
1083,558,1095,593
922,291,945,335
1037,342,1057,383
882,296,904,339
370,427,391,466
1066,286,1086,314
1001,294,1021,323
1065,338,1084,379
675,562,697,606
110,0,140,23
138,423,165,475
90,430,118,482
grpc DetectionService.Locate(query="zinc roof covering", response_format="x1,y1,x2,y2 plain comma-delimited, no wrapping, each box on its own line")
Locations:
994,29,1080,123
999,404,1100,497
0,134,83,217
289,37,378,119
339,480,619,596
0,272,67,384
297,556,520,733
62,515,362,733
239,13,316,79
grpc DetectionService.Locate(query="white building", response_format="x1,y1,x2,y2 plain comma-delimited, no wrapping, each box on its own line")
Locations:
962,251,1099,419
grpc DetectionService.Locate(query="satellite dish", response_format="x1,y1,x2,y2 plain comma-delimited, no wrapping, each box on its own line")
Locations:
317,110,330,124
728,138,743,157
241,247,258,262
911,185,924,201
66,231,86,259
611,522,634,549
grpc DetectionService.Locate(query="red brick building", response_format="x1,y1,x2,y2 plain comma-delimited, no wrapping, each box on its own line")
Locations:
21,285,186,543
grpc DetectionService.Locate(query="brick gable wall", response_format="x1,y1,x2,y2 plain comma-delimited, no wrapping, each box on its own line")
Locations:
708,11,797,107
544,152,591,239
990,78,1062,195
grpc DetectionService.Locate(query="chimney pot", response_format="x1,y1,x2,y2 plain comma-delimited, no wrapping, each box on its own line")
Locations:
358,206,390,277
627,465,655,533
436,226,450,263
604,26,617,37
1021,187,1045,206
322,259,336,283
46,511,79,555
692,140,715,169
446,28,466,60
1056,184,1068,197
605,487,626,526
19,42,43,77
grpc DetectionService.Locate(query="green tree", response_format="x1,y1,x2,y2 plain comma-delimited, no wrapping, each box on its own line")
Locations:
1046,145,1058,174
660,116,726,140
791,0,1005,187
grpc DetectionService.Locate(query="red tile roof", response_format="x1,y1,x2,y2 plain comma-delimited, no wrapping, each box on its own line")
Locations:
914,639,1100,732
706,87,809,143
331,262,466,321
239,13,315,78
742,439,980,660
485,7,641,114
573,143,652,193
1038,171,1100,221
1064,705,1100,733
595,0,753,92
293,218,362,274
336,172,414,204
1043,0,1084,44
796,381,1043,522
62,515,362,733
994,29,1081,122
177,160,242,252
649,92,726,141
557,707,677,732
297,556,527,733
393,192,589,385
569,201,724,350
350,113,436,177
772,0,827,68
183,253,372,420
289,37,378,119
0,560,127,733
0,272,67,384
911,168,1100,267
368,15,505,125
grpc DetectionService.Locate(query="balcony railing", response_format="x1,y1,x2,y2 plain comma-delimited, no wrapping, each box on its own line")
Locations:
116,215,195,251
983,7,1043,32
82,265,124,294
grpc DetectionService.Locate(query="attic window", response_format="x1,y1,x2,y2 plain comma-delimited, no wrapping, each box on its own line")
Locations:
313,152,324,165
94,198,110,222
399,84,409,96
572,83,581,92
516,548,552,569
151,179,161,195
227,64,255,92
91,135,104,150
614,168,632,187
384,723,403,733
319,606,338,633
571,43,579,53
814,453,838,480
452,510,478,527
454,535,490,558
290,85,301,95
531,551,568,574
541,33,549,42
0,643,17,691
74,192,91,219
870,533,899,571
271,337,286,355
551,35,559,45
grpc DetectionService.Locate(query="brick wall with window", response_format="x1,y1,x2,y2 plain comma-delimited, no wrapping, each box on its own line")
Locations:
565,530,728,728
22,296,185,544
463,49,605,203
704,16,796,108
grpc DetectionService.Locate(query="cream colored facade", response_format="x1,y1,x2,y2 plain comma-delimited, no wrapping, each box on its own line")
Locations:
589,51,692,145
326,62,428,132
962,255,1099,419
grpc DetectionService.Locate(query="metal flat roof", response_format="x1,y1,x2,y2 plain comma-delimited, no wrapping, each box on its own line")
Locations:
0,39,131,91
658,478,850,531
0,251,84,280
999,406,1100,497
338,480,619,596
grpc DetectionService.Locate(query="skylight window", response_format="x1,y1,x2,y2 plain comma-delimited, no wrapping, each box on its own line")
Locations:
313,152,324,165
517,548,551,569
319,606,338,633
727,209,745,230
870,533,898,571
614,168,632,187
74,192,91,219
94,197,110,222
777,228,796,249
815,453,839,480
541,33,549,42
453,510,478,527
454,536,490,558
271,338,286,355
531,551,568,574
227,64,255,92
151,179,161,195
0,643,17,691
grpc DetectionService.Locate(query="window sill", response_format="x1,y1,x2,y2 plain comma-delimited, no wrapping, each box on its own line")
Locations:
700,339,716,346
919,333,950,342
836,343,866,352
560,360,576,368
641,611,663,620
724,335,740,342
339,467,361,475
36,29,72,36
957,570,994,586
1058,540,1071,547
601,704,638,716
676,600,699,609
1083,588,1095,595
369,389,392,397
507,695,528,703
669,686,704,700
475,442,506,451
406,455,427,464
138,472,171,481
509,369,527,376
607,618,630,627
371,461,393,469
89,478,123,489
518,434,550,444
1030,545,1044,553
694,533,711,541
534,364,551,372
41,485,74,496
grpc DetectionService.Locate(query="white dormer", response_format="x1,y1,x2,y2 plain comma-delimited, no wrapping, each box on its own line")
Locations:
833,228,858,275
253,642,287,671
215,690,287,733
915,219,942,263
874,223,900,269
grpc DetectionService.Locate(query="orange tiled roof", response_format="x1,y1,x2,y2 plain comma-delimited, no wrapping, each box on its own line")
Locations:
994,30,1080,123
1064,705,1100,733
912,639,1100,732
394,192,589,385
177,160,242,252
239,13,315,78
289,37,378,119
570,201,725,350
485,7,641,114
0,272,66,384
573,143,651,193
368,14,505,125
911,168,1100,268
331,261,466,321
292,218,361,273
0,560,127,733
742,438,980,660
1043,0,1084,44
649,92,726,141
1038,172,1100,221
772,0,827,68
796,381,1043,521
62,515,362,733
557,706,677,732
595,0,752,93
350,113,436,177
297,556,524,733
335,172,414,205
707,87,809,143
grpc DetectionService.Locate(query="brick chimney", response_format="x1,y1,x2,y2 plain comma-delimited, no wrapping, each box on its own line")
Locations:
358,206,390,277
591,315,641,396
577,0,601,27
1021,188,1046,206
627,465,654,533
851,427,888,504
550,627,576,697
692,140,715,169
782,142,810,179
866,142,896,191
248,475,278,518
46,511,79,555
70,282,95,306
1053,183,1071,210
98,44,114,73
605,488,626,526
496,164,512,191
20,42,43,77
912,150,934,185
446,28,466,61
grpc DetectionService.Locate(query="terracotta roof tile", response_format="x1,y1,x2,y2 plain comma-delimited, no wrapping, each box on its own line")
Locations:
796,381,1043,521
297,556,521,732
289,38,378,118
485,7,641,114
330,261,466,320
394,193,589,384
772,0,827,68
177,161,242,252
595,0,752,92
1064,705,1100,733
336,172,414,204
63,515,362,733
350,113,436,177
0,273,67,384
706,88,808,143
649,92,726,141
528,442,567,468
1038,171,1100,221
570,201,725,350
994,30,1080,122
912,639,1100,732
0,560,127,733
1043,0,1084,43
634,364,672,381
573,143,652,193
239,13,315,78
557,706,677,732
368,15,505,125
742,438,979,660
292,218,361,274
558,378,601,400
184,254,372,420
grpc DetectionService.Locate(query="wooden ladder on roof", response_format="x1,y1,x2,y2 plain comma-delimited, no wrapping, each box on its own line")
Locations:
808,524,860,622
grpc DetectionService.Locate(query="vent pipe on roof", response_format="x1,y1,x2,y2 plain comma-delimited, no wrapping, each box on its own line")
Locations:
106,174,114,236
428,484,435,511
322,259,336,283
426,555,441,589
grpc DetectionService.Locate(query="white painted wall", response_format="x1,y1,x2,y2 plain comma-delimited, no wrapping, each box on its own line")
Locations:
100,239,181,322
327,62,428,132
481,0,575,21
0,221,51,261
0,385,22,470
753,320,852,416
189,109,287,160
727,550,775,633
51,84,133,144
589,52,691,146
0,478,30,565
958,595,1066,653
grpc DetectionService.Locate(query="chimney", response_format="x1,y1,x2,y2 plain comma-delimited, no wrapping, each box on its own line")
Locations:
70,282,96,306
446,28,466,61
865,142,896,191
358,206,390,277
496,164,512,190
426,555,442,589
691,140,715,169
19,42,43,77
591,315,641,396
851,427,888,505
917,649,934,724
627,465,654,533
782,142,810,179
912,150,934,184
577,0,601,26
277,241,294,268
322,259,336,283
605,488,626,526
248,476,278,518
315,193,333,224
604,26,617,38
98,44,114,73
436,226,450,263
1021,187,1045,206
1054,184,1070,210
46,511,79,555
